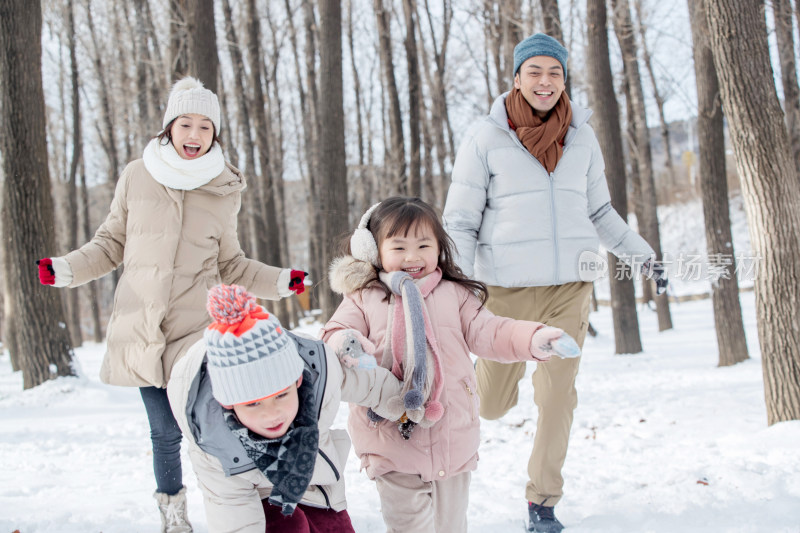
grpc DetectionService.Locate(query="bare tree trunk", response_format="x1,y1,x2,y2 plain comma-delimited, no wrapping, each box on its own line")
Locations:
706,0,800,424
501,0,523,90
142,0,166,116
483,0,522,96
168,0,189,82
66,0,82,347
304,0,325,312
403,0,422,197
1,0,75,388
113,2,134,165
129,0,152,149
222,0,260,258
772,0,800,175
284,0,324,313
633,0,679,202
612,0,672,331
419,0,454,206
79,162,103,343
347,0,370,218
245,0,282,273
84,0,120,186
318,0,348,320
264,6,294,326
586,0,643,355
688,0,749,368
539,0,571,96
186,0,218,92
374,0,406,194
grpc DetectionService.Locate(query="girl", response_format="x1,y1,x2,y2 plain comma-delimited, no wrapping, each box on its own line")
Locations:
36,77,306,533
320,196,578,532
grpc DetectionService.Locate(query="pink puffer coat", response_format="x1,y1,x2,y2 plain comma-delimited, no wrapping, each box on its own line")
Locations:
320,258,546,482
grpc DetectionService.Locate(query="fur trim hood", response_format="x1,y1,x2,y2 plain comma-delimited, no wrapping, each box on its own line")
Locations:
329,255,378,295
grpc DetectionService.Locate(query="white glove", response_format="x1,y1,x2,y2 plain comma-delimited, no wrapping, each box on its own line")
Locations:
36,256,73,288
530,327,582,360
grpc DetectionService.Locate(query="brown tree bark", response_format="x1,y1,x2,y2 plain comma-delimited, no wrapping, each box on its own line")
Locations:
130,0,153,149
539,0,572,97
186,0,218,92
611,0,672,331
421,0,455,206
245,0,282,273
374,0,407,194
0,0,75,388
318,0,349,320
168,0,189,82
284,0,324,313
772,0,800,175
403,0,422,197
84,0,120,186
79,162,104,343
66,0,82,347
586,0,643,355
633,0,679,201
705,0,800,424
482,0,522,96
687,0,749,368
222,0,260,259
346,0,371,217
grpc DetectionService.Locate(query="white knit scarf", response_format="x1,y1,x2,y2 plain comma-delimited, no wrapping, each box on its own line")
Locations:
142,138,225,190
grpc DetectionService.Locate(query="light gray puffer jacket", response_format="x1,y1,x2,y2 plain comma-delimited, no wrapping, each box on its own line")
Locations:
443,93,653,287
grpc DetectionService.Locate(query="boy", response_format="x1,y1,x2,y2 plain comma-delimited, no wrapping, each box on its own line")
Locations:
168,284,401,532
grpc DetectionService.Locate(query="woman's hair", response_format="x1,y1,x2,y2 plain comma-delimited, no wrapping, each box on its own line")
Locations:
155,117,224,150
352,196,488,304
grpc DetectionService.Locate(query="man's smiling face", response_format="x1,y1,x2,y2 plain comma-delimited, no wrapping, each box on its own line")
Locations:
514,55,565,118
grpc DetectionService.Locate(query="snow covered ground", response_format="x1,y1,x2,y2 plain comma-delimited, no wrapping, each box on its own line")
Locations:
2,290,799,532
3,197,799,532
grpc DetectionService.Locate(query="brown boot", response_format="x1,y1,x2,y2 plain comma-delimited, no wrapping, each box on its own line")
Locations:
154,486,193,533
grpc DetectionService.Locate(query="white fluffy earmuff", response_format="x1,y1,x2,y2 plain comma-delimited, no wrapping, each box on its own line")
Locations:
350,202,382,266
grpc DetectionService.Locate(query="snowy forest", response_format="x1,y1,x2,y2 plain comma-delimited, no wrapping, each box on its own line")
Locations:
1,0,800,530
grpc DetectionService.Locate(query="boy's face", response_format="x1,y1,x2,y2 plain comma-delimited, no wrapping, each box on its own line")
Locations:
228,376,302,439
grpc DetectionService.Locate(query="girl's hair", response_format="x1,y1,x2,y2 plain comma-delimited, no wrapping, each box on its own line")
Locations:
155,117,224,150
353,196,488,304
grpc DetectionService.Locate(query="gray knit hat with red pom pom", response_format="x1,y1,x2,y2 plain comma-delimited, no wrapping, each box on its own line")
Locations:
204,284,304,406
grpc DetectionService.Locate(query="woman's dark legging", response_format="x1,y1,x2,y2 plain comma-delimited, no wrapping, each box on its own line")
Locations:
140,386,183,495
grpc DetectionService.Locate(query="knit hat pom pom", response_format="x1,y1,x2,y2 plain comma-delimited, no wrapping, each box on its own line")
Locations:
425,401,444,422
404,389,425,410
171,76,205,94
207,284,258,324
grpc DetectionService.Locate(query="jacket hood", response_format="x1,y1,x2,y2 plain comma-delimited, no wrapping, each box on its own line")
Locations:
197,162,246,197
329,255,378,295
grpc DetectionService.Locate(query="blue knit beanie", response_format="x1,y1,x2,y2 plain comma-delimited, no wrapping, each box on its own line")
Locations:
513,33,568,80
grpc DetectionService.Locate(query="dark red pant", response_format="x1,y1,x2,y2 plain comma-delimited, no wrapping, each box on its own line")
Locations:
262,499,355,533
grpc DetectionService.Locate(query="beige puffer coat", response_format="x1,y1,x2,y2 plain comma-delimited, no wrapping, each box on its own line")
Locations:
64,159,284,388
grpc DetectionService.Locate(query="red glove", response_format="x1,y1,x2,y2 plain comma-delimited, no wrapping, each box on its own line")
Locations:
37,258,56,285
289,270,307,295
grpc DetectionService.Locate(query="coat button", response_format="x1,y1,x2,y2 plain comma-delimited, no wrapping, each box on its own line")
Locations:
438,470,445,477
233,457,239,463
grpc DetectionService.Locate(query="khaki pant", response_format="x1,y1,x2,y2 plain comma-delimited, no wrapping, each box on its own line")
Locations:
375,471,471,532
476,281,592,506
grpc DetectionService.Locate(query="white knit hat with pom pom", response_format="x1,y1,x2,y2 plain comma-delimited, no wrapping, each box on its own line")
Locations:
162,76,221,134
204,284,304,406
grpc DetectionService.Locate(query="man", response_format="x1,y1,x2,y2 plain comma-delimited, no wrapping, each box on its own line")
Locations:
442,33,665,532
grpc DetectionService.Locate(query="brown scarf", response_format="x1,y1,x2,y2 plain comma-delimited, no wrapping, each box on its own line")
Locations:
505,88,572,173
